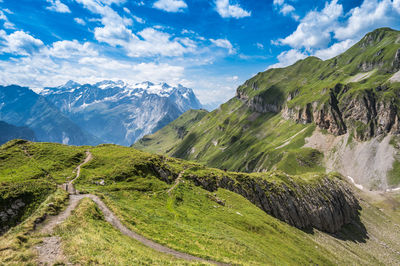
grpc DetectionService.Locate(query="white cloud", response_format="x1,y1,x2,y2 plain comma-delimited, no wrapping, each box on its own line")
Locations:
46,0,71,13
123,7,131,14
273,0,400,66
0,30,44,55
74,17,86,25
273,0,297,19
132,15,145,24
256,42,264,49
395,0,400,12
0,10,15,29
0,35,185,90
210,38,235,54
268,49,308,69
215,0,251,19
278,0,343,50
280,4,295,15
129,28,193,57
47,40,98,58
75,0,195,58
314,39,355,60
153,0,188,13
334,0,400,41
273,0,284,5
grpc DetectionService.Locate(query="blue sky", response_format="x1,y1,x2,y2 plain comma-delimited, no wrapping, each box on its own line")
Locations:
0,0,399,107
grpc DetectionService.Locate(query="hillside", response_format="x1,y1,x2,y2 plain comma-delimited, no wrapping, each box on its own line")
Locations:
42,81,203,146
135,28,400,191
0,140,399,264
134,109,209,154
0,121,35,145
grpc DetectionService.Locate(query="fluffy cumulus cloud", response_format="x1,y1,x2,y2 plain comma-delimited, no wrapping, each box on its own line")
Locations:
314,39,355,60
74,0,195,58
278,0,343,49
273,0,298,20
0,30,44,55
210,38,235,54
215,0,251,19
0,34,186,90
334,0,400,41
46,0,71,13
46,40,98,58
270,0,400,68
153,0,188,13
268,49,307,69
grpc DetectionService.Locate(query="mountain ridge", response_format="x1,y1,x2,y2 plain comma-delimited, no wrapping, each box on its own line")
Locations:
42,80,202,146
135,27,400,191
0,85,100,146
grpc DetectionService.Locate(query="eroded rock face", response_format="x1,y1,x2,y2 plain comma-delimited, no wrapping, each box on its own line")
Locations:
0,198,26,235
282,86,400,141
185,172,359,233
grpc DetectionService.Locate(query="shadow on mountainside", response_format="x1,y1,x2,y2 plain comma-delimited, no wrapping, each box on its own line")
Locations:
302,211,368,243
332,214,368,243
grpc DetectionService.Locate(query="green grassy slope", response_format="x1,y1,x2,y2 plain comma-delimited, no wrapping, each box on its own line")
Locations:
135,28,400,175
0,140,87,234
136,97,320,173
0,141,399,264
134,109,208,154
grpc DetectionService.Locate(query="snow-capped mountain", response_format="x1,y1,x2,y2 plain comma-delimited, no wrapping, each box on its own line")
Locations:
41,80,203,146
0,85,100,146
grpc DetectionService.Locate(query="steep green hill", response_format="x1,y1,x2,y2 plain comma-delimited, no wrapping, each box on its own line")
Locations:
135,28,400,190
134,109,208,154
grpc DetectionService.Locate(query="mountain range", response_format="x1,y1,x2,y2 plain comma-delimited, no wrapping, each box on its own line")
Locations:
0,81,202,146
135,27,400,191
2,27,400,265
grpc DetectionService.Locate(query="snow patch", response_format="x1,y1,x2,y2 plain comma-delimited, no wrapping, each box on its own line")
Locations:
347,176,364,190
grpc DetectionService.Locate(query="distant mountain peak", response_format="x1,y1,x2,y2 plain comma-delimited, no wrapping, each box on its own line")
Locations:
41,80,202,145
61,80,81,89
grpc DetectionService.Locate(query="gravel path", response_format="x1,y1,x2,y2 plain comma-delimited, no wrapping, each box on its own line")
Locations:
36,151,227,265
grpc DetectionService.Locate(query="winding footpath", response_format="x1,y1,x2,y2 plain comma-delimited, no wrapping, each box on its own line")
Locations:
36,151,226,265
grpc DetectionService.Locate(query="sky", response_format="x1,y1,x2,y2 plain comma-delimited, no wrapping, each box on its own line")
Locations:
0,0,400,108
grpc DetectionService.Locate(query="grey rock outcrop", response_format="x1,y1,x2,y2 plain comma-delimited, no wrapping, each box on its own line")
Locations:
182,171,359,233
0,199,26,235
281,85,400,140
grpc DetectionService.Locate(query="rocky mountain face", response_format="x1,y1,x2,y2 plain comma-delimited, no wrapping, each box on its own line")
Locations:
0,121,35,145
136,28,400,191
0,85,100,145
181,171,359,233
238,28,400,141
42,81,202,146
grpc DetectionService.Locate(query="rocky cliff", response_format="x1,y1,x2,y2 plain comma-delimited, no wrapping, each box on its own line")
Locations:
151,162,360,233
280,84,400,141
186,172,359,233
237,28,400,141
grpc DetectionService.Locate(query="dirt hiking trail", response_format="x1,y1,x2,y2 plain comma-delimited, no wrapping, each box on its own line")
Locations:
36,151,227,265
